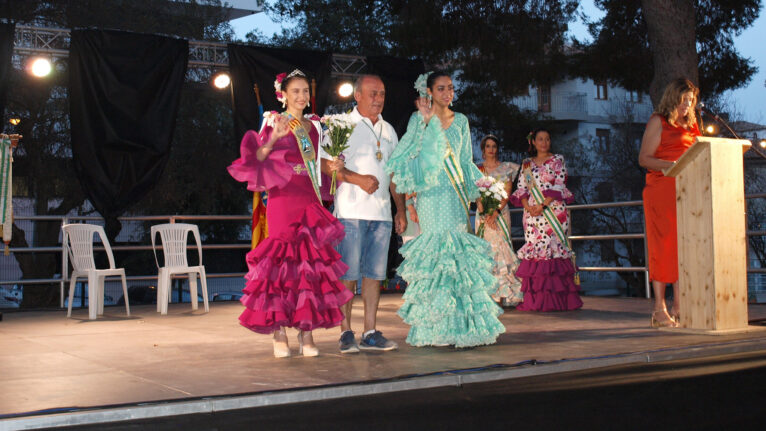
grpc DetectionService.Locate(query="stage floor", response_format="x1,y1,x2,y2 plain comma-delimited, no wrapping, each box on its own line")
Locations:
2,295,766,428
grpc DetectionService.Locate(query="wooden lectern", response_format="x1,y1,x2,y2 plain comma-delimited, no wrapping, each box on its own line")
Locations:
664,136,754,334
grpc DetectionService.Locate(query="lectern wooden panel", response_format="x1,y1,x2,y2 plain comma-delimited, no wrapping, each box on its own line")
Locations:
664,137,752,333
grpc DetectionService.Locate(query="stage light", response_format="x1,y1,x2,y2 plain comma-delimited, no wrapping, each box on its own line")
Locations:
8,117,20,126
338,82,353,98
29,57,52,78
212,72,231,89
760,139,766,149
705,124,718,135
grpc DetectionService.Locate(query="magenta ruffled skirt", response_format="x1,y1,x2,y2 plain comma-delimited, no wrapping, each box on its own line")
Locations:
515,258,583,312
239,204,353,334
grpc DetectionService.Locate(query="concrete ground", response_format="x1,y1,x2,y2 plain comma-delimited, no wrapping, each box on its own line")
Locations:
1,295,766,427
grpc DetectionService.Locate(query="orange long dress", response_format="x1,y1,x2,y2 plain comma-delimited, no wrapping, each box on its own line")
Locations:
642,114,701,283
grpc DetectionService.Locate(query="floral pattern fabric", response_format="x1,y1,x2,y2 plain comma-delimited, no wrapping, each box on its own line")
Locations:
509,153,582,312
510,154,574,260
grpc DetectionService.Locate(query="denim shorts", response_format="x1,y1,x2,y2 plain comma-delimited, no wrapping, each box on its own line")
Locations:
337,219,392,281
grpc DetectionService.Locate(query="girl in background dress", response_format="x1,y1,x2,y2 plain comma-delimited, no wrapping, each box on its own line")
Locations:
510,129,582,312
228,70,351,357
387,71,505,347
475,135,523,307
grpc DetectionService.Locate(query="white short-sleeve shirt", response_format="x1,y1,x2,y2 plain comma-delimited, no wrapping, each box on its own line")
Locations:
320,107,399,221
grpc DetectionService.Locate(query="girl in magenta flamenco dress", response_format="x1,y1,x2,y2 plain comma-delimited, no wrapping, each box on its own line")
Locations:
509,128,583,312
228,70,351,357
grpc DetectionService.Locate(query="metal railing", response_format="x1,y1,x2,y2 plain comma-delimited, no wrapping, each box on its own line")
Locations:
1,214,251,308
2,195,766,307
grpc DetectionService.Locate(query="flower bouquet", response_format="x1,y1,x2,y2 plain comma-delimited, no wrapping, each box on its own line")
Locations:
320,113,355,194
475,175,508,238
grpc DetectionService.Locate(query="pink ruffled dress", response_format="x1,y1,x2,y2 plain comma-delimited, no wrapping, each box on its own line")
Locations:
509,154,583,312
227,114,353,334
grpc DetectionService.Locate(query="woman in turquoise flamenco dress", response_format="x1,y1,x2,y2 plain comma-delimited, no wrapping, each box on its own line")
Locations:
386,71,505,347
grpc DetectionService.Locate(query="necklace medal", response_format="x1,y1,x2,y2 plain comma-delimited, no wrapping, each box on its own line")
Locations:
362,120,384,162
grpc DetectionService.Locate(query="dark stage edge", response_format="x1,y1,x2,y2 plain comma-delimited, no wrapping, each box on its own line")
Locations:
2,296,766,430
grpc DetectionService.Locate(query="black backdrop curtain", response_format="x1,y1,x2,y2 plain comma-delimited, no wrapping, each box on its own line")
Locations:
0,22,15,126
366,56,425,138
227,44,333,139
69,29,188,239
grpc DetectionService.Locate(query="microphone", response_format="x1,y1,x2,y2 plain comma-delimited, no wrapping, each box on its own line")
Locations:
699,102,766,161
698,102,740,139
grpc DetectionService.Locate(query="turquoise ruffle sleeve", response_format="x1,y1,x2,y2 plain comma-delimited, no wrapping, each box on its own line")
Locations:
386,112,448,194
457,114,483,200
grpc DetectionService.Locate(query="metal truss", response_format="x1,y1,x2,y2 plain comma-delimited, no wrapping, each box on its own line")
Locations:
331,54,367,78
14,25,70,59
11,25,368,81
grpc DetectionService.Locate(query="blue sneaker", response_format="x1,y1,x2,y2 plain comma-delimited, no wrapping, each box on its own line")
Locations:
359,330,398,351
339,330,359,354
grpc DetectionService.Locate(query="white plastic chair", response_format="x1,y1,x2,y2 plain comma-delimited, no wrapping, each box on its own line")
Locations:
62,224,130,320
151,223,209,315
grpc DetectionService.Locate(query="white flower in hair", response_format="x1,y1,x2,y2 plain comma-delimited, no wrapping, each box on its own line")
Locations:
414,71,433,98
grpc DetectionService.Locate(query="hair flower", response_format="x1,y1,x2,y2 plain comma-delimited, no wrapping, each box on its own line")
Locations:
274,72,287,107
413,71,433,98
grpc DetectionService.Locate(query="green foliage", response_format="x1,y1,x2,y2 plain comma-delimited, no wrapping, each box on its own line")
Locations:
574,0,760,98
256,0,579,157
263,0,393,54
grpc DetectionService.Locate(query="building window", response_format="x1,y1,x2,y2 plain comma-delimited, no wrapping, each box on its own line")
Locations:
596,128,610,151
626,90,641,102
538,85,551,113
595,81,608,100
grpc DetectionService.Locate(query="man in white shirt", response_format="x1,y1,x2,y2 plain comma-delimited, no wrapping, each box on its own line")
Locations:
320,75,406,353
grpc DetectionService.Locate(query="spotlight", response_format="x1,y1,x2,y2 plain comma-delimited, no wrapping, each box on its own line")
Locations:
704,124,718,135
760,139,766,149
8,117,20,126
338,82,353,98
28,57,52,78
212,72,231,89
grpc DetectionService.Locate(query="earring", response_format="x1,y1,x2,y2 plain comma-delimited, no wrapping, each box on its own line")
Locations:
449,100,453,107
428,94,432,108
307,100,310,107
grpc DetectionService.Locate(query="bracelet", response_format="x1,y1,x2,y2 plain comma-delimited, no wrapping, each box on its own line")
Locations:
406,197,414,206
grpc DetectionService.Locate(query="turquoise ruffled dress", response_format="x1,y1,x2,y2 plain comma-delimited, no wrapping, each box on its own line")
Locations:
386,112,505,347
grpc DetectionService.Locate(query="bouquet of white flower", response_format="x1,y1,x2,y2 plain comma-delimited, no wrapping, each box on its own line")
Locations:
320,113,355,194
475,175,508,238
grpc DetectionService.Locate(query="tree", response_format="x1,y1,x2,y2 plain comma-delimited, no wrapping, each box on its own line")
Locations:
575,0,760,106
255,0,578,155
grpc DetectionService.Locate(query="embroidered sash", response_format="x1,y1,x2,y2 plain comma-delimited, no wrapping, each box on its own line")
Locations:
0,136,13,254
286,114,322,202
443,139,474,234
523,162,579,285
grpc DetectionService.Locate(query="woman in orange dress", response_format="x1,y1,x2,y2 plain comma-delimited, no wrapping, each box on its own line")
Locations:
638,78,701,328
